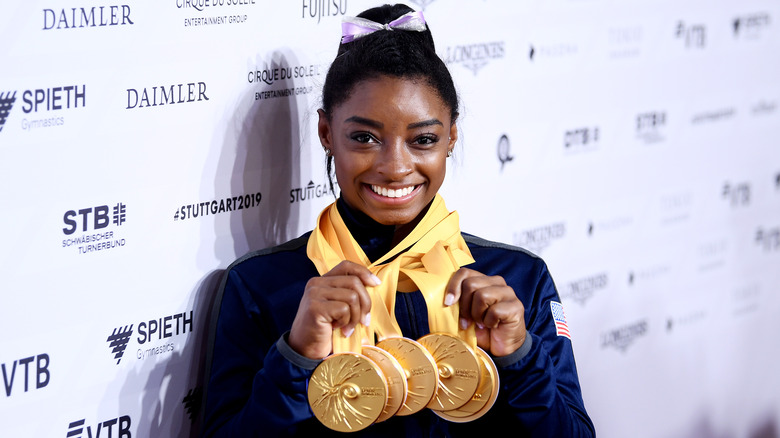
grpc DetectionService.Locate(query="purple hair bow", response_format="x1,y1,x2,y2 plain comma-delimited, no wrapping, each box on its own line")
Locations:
340,10,427,44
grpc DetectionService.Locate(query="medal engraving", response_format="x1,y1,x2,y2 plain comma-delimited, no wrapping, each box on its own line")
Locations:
308,353,388,432
376,337,438,416
418,333,481,411
362,345,408,423
434,347,499,422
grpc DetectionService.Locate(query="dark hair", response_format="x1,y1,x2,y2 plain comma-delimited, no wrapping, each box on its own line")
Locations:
321,3,459,195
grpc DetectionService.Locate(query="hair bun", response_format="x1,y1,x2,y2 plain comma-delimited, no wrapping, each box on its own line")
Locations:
322,3,458,122
344,4,436,52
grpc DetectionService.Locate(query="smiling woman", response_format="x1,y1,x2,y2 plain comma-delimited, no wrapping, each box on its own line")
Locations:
319,76,455,228
203,4,595,437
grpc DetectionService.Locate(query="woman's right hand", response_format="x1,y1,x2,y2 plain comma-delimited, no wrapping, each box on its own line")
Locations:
288,261,379,360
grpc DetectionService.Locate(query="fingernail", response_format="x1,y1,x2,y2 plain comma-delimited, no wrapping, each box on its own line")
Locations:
342,326,354,338
369,274,381,286
362,313,371,327
459,317,469,330
476,322,485,330
444,294,455,306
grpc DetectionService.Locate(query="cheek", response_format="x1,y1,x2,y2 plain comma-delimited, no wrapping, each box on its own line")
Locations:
421,155,447,186
334,156,365,185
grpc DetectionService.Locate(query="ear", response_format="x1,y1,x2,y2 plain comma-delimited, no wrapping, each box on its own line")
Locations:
447,121,458,152
317,109,332,152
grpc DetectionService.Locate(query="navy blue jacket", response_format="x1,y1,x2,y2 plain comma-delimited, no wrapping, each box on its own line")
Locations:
203,227,595,436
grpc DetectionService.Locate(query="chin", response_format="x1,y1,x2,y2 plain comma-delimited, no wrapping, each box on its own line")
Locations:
369,213,415,226
366,203,430,227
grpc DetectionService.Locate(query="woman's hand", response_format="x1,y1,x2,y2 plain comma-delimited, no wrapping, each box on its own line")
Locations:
445,268,527,357
288,261,378,360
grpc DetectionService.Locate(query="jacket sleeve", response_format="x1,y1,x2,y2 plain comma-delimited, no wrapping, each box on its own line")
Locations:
202,268,319,437
468,257,596,437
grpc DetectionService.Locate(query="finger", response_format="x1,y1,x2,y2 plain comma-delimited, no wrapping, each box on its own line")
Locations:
475,324,491,349
309,297,358,339
468,284,511,327
321,261,375,326
445,267,479,309
317,283,371,334
457,274,506,328
318,298,352,331
290,293,354,359
325,260,381,287
480,299,524,330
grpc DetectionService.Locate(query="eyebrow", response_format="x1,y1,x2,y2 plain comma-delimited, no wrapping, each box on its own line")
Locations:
344,116,443,130
344,116,383,129
408,119,443,129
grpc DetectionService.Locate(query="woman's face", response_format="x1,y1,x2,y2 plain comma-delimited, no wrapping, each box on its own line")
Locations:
319,76,457,226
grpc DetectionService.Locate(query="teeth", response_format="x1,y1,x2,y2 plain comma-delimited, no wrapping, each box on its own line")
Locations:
371,185,415,198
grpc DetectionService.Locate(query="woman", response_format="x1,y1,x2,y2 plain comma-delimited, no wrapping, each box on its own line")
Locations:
203,4,595,436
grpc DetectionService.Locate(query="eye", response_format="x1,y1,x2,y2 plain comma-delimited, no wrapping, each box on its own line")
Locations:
413,134,439,146
351,132,379,144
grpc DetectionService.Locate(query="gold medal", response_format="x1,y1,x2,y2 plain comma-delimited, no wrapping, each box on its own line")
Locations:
362,345,408,422
418,333,481,411
308,353,388,432
434,347,499,423
376,337,438,416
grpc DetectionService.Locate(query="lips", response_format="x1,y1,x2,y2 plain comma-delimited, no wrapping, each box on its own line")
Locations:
370,184,417,198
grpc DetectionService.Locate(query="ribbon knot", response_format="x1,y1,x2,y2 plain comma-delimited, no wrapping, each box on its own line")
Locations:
307,195,475,354
340,10,427,44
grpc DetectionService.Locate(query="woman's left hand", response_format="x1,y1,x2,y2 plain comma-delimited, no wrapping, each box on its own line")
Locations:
445,267,527,357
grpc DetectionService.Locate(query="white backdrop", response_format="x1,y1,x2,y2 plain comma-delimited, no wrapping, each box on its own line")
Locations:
1,1,779,437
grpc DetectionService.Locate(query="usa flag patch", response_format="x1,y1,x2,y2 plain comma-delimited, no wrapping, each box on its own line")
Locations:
550,301,571,339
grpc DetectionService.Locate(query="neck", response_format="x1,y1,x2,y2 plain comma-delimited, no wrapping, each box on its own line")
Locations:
391,203,431,247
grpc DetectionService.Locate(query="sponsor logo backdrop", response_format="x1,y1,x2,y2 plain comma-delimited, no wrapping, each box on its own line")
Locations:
1,1,779,437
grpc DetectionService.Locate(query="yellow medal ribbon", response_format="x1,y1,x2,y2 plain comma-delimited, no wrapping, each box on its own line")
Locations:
306,194,477,352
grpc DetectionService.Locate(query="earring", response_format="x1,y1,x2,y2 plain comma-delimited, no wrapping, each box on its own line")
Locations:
324,148,332,157
447,149,453,157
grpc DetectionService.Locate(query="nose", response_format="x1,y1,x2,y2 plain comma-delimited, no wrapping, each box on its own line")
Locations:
376,138,413,181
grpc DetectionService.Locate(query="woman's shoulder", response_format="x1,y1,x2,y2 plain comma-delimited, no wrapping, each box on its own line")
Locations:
226,231,314,274
462,232,551,277
462,233,560,309
462,232,543,259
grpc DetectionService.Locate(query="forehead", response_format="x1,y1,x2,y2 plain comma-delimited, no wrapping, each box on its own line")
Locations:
335,76,450,122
